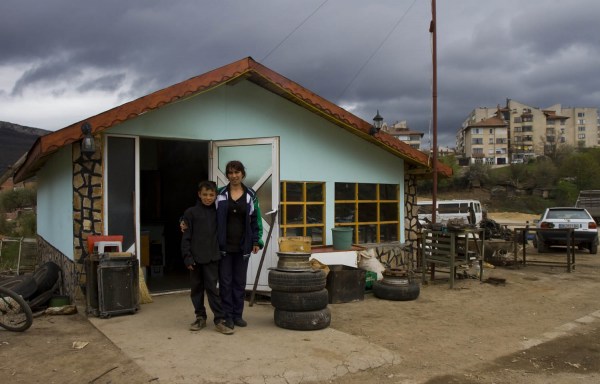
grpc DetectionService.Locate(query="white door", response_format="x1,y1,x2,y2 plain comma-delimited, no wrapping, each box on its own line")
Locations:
211,138,279,291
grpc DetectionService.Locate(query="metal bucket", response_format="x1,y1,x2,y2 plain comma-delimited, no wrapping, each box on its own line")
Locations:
276,252,312,271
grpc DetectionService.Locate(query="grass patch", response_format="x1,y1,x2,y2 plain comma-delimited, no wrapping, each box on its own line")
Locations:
0,239,20,272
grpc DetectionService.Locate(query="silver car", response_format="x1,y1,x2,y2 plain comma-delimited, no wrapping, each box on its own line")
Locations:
534,207,598,254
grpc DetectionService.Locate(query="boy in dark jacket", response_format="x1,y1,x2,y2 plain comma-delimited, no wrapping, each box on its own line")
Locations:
181,181,233,335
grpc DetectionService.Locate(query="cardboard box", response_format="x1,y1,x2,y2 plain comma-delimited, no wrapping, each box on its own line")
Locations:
279,236,312,252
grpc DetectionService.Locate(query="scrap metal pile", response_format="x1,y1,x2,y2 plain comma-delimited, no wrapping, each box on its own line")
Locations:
479,218,514,241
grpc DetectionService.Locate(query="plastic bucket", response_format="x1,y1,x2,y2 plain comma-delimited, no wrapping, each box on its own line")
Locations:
331,227,353,250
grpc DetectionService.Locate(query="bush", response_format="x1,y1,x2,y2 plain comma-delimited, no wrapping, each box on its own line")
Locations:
15,211,36,237
0,187,37,212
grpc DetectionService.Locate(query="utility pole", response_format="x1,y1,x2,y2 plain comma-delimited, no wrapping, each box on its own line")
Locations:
430,0,438,224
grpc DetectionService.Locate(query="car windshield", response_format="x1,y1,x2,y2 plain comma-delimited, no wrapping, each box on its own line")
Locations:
546,209,591,220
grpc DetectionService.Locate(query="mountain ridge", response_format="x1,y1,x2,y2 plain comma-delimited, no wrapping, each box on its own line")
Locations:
0,121,50,175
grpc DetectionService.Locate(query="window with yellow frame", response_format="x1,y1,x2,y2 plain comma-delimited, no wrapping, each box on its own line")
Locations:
334,183,399,244
280,181,326,245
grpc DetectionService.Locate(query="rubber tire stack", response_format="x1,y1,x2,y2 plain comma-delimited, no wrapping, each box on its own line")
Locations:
268,269,331,331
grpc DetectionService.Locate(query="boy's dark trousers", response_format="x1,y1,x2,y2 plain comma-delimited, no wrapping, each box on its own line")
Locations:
190,260,224,323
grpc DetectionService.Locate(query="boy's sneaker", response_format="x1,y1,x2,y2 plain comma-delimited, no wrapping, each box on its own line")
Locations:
233,318,247,327
189,317,207,331
215,321,234,335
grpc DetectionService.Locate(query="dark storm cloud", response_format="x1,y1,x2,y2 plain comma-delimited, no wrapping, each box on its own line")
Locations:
76,73,126,93
12,58,83,96
1,0,599,147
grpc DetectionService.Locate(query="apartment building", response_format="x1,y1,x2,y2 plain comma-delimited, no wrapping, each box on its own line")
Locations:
457,109,509,165
382,120,424,150
457,99,600,165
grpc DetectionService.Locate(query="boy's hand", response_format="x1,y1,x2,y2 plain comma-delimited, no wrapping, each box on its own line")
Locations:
252,245,259,254
186,264,194,271
180,220,188,232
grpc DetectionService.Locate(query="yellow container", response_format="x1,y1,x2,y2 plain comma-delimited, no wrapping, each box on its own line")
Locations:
278,236,312,252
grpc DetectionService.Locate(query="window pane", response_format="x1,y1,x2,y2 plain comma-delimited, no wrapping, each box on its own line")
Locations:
285,183,303,202
379,184,397,200
335,203,355,223
286,205,303,224
308,227,324,246
380,224,399,242
306,183,323,202
418,204,432,214
335,183,354,200
380,202,398,221
306,205,323,224
358,183,376,200
358,202,377,222
358,224,377,243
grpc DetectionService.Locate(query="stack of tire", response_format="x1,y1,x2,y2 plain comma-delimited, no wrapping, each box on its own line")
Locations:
268,252,331,331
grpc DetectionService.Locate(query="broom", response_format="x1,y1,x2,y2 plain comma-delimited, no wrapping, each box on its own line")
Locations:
132,198,153,304
139,266,153,304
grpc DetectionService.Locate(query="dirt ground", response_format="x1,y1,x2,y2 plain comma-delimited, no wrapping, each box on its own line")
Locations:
1,212,599,384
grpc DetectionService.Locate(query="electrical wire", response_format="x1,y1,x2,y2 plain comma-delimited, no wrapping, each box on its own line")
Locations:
261,0,330,63
336,0,419,100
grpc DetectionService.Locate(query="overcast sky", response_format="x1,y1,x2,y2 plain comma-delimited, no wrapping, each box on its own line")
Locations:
1,0,599,148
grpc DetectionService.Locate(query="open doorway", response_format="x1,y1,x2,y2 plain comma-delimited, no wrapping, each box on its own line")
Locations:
139,138,209,292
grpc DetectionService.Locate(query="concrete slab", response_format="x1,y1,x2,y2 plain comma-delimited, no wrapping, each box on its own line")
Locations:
89,292,398,384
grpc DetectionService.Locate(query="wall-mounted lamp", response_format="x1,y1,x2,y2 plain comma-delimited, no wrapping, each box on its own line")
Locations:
370,110,383,135
81,122,95,154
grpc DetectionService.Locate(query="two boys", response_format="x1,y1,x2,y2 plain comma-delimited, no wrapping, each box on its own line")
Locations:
180,181,234,335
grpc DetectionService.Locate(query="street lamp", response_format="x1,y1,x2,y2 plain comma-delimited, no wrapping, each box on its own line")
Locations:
81,122,95,154
370,110,383,135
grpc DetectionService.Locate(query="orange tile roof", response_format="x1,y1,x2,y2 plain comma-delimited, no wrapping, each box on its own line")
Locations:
467,115,507,128
15,57,451,181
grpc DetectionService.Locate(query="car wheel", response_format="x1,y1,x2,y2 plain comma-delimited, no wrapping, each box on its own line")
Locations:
590,242,598,255
537,238,549,253
270,289,329,311
273,307,331,331
373,279,420,301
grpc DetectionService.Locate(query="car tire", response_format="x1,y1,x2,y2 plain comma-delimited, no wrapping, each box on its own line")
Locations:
33,261,61,295
270,289,329,311
590,242,598,255
532,237,538,248
273,307,331,331
373,279,420,301
0,275,38,300
268,270,326,292
537,238,549,253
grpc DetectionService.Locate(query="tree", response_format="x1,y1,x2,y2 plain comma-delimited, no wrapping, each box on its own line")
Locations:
559,153,600,190
0,187,37,212
531,157,559,188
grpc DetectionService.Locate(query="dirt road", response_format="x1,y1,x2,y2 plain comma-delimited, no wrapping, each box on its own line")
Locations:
328,247,600,383
1,225,599,383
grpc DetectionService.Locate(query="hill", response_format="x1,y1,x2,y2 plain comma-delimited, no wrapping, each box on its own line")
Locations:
0,121,50,174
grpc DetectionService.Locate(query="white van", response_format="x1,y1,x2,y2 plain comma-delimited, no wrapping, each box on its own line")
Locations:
417,199,483,226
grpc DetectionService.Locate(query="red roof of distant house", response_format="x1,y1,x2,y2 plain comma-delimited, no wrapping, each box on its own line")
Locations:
15,57,451,181
467,115,507,128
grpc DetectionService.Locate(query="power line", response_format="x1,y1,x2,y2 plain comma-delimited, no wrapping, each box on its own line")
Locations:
337,0,419,100
261,0,330,63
